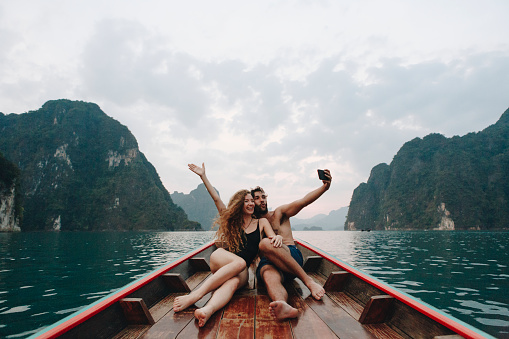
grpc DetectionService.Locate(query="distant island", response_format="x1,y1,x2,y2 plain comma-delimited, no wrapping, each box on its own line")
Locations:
346,108,509,231
0,100,200,232
302,226,323,231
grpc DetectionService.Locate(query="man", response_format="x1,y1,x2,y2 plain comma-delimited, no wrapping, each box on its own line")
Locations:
252,169,332,320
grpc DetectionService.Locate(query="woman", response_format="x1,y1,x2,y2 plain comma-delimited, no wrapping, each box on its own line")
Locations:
173,163,282,327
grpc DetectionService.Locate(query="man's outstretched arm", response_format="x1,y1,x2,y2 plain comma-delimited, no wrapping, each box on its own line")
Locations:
277,169,332,218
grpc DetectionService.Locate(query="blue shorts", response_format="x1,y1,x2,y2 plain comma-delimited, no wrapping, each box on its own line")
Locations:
256,245,304,284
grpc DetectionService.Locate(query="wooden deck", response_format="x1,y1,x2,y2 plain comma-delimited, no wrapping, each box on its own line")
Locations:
111,264,414,339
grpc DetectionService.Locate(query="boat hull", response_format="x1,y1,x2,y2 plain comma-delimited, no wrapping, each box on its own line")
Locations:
30,239,495,339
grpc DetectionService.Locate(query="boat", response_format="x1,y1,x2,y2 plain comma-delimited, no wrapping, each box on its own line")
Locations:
30,239,495,339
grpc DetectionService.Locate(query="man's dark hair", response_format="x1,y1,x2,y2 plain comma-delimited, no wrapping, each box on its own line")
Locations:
250,186,265,198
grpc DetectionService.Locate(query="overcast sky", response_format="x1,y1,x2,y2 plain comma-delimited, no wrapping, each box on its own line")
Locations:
1,1,508,218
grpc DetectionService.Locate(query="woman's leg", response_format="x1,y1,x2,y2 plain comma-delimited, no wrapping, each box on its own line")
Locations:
194,268,249,327
173,248,246,312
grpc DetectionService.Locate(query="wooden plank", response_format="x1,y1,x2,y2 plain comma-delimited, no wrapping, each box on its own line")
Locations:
163,273,191,292
112,325,151,339
364,323,407,339
150,294,178,322
327,291,364,319
119,298,155,325
342,273,386,306
224,295,255,320
150,271,212,322
287,293,338,339
323,271,349,292
308,271,328,285
189,257,211,272
255,294,292,338
216,319,254,339
304,293,377,339
433,335,465,339
214,295,256,338
140,272,214,338
128,276,172,309
255,294,274,321
187,272,212,291
140,308,195,339
176,307,223,339
302,256,323,272
359,295,394,324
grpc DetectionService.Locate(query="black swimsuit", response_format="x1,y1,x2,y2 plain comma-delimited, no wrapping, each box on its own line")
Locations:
236,220,260,267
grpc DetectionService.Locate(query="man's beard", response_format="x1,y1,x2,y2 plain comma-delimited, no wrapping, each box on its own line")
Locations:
254,204,268,216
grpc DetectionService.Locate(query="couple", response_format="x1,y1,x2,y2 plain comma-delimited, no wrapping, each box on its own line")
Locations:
173,163,332,327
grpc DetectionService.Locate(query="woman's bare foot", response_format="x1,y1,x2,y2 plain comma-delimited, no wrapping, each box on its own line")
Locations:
269,301,299,320
173,293,200,312
307,280,325,300
194,307,213,327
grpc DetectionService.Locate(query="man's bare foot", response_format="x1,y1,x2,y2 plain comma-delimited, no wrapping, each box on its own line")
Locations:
194,307,213,327
307,280,325,300
173,293,199,312
269,301,299,320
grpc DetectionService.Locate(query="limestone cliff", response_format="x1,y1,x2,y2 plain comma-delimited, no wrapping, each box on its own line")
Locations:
0,153,21,231
346,108,509,230
0,100,201,231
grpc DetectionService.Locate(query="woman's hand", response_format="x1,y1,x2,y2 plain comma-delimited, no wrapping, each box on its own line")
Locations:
269,234,283,248
188,163,205,177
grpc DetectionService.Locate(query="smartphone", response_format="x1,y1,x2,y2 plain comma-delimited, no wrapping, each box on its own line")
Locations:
318,169,328,180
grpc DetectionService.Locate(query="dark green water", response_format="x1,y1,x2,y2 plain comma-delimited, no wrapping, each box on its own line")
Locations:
0,231,507,338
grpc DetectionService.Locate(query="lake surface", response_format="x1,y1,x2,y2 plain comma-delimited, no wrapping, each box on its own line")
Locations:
0,231,507,338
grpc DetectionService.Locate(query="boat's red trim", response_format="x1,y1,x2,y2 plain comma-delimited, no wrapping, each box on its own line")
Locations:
295,239,490,339
34,241,215,339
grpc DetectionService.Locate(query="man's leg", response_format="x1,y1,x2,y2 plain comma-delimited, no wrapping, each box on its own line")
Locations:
261,265,288,302
260,264,299,319
259,238,325,300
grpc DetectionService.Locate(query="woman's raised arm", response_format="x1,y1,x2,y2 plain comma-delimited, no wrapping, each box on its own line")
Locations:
188,163,226,213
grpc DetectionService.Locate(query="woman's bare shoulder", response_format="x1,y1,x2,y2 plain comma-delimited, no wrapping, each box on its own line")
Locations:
258,217,270,224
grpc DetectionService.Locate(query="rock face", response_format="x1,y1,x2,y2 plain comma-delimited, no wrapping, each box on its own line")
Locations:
0,187,20,231
0,153,21,231
346,108,509,231
0,99,201,231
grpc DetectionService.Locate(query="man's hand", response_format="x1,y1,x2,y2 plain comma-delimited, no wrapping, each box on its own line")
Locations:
321,169,332,189
270,235,283,248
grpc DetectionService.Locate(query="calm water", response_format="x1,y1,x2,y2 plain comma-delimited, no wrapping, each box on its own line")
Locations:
0,231,507,338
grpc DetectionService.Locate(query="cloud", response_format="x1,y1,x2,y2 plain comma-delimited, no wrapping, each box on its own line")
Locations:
80,19,209,128
1,1,509,218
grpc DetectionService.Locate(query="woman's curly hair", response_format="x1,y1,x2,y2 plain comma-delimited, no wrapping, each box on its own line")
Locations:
213,189,253,253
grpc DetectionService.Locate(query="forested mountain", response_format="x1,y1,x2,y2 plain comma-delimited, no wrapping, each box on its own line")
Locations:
0,99,200,231
171,184,220,230
346,108,509,231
